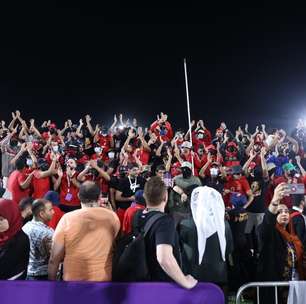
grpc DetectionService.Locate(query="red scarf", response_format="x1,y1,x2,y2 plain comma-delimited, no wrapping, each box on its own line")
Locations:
0,199,23,247
276,222,305,279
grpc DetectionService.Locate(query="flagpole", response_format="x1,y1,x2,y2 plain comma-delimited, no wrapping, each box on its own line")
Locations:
183,58,194,175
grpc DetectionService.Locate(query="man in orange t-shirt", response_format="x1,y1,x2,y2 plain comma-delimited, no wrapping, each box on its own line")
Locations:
48,181,120,281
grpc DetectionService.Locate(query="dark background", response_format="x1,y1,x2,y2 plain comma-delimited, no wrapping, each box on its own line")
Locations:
1,4,306,132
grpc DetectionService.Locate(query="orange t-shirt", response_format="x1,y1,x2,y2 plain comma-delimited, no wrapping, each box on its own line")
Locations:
53,207,120,281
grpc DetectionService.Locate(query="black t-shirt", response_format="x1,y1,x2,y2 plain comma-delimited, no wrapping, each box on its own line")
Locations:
135,211,181,281
0,230,30,279
117,176,146,209
246,180,268,213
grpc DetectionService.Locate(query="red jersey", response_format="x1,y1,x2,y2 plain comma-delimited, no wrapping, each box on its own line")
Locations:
136,148,150,165
97,134,112,152
59,172,80,207
32,171,51,199
122,204,145,235
7,169,31,204
192,129,212,149
47,206,64,229
150,121,174,142
224,176,251,207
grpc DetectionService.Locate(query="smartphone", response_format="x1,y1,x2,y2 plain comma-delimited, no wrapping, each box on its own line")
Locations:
286,183,305,195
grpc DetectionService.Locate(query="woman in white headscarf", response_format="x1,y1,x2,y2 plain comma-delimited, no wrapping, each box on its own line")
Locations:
178,185,233,287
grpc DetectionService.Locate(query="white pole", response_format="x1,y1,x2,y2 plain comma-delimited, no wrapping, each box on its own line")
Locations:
183,58,194,175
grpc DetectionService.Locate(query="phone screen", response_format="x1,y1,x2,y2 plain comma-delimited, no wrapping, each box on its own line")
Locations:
286,183,305,195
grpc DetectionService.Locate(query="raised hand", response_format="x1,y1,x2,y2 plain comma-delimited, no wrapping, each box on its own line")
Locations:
272,182,289,203
295,155,301,163
128,128,135,138
85,114,91,122
57,166,63,178
132,118,137,127
137,127,143,138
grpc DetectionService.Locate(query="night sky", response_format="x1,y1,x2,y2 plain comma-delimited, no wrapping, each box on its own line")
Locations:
1,5,306,133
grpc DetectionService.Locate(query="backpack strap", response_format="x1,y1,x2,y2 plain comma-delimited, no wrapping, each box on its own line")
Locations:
143,213,166,237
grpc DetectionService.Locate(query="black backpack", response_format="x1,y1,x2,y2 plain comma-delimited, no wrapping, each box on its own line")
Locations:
112,212,165,282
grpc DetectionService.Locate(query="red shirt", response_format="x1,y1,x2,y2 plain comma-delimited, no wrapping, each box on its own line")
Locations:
59,172,80,207
32,171,51,199
91,153,107,162
136,148,150,165
48,205,64,229
7,169,31,204
84,174,109,195
122,204,145,235
45,151,65,166
192,129,212,149
224,176,251,207
97,134,112,152
150,121,174,142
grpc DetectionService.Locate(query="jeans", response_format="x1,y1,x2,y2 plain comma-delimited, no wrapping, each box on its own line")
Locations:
26,275,49,281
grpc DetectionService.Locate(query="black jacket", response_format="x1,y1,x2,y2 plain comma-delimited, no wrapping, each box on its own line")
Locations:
178,215,233,284
0,230,30,280
290,210,306,249
257,210,288,281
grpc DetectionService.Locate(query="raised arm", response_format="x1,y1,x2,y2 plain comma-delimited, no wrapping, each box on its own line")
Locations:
295,155,306,177
76,119,84,138
29,119,42,138
260,147,269,180
85,115,95,136
90,160,110,182
109,114,118,131
138,127,151,152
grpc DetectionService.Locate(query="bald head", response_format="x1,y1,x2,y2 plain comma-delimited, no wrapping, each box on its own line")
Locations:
79,181,100,205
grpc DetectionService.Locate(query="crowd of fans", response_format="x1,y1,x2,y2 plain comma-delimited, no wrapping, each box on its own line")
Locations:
1,110,306,302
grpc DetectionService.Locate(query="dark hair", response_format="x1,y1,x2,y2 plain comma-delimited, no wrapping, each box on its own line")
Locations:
144,176,166,207
79,181,100,204
15,157,26,171
32,199,49,217
128,162,139,170
156,165,166,173
19,197,34,211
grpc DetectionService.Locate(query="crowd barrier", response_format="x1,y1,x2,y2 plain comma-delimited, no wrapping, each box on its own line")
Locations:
1,281,225,304
235,281,289,304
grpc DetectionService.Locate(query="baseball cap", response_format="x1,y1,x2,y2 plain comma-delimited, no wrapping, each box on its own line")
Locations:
181,162,192,170
181,141,192,149
135,190,146,206
231,165,242,175
282,163,296,172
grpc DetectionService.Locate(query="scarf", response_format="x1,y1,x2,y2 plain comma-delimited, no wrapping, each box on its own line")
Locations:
276,222,305,280
0,199,23,247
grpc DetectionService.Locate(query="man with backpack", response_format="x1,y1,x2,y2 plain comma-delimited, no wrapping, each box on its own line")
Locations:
114,176,197,289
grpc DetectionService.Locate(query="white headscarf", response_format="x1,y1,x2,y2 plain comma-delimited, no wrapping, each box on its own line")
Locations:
191,186,226,263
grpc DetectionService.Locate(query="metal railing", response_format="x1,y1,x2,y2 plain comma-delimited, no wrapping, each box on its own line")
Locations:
236,281,289,304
